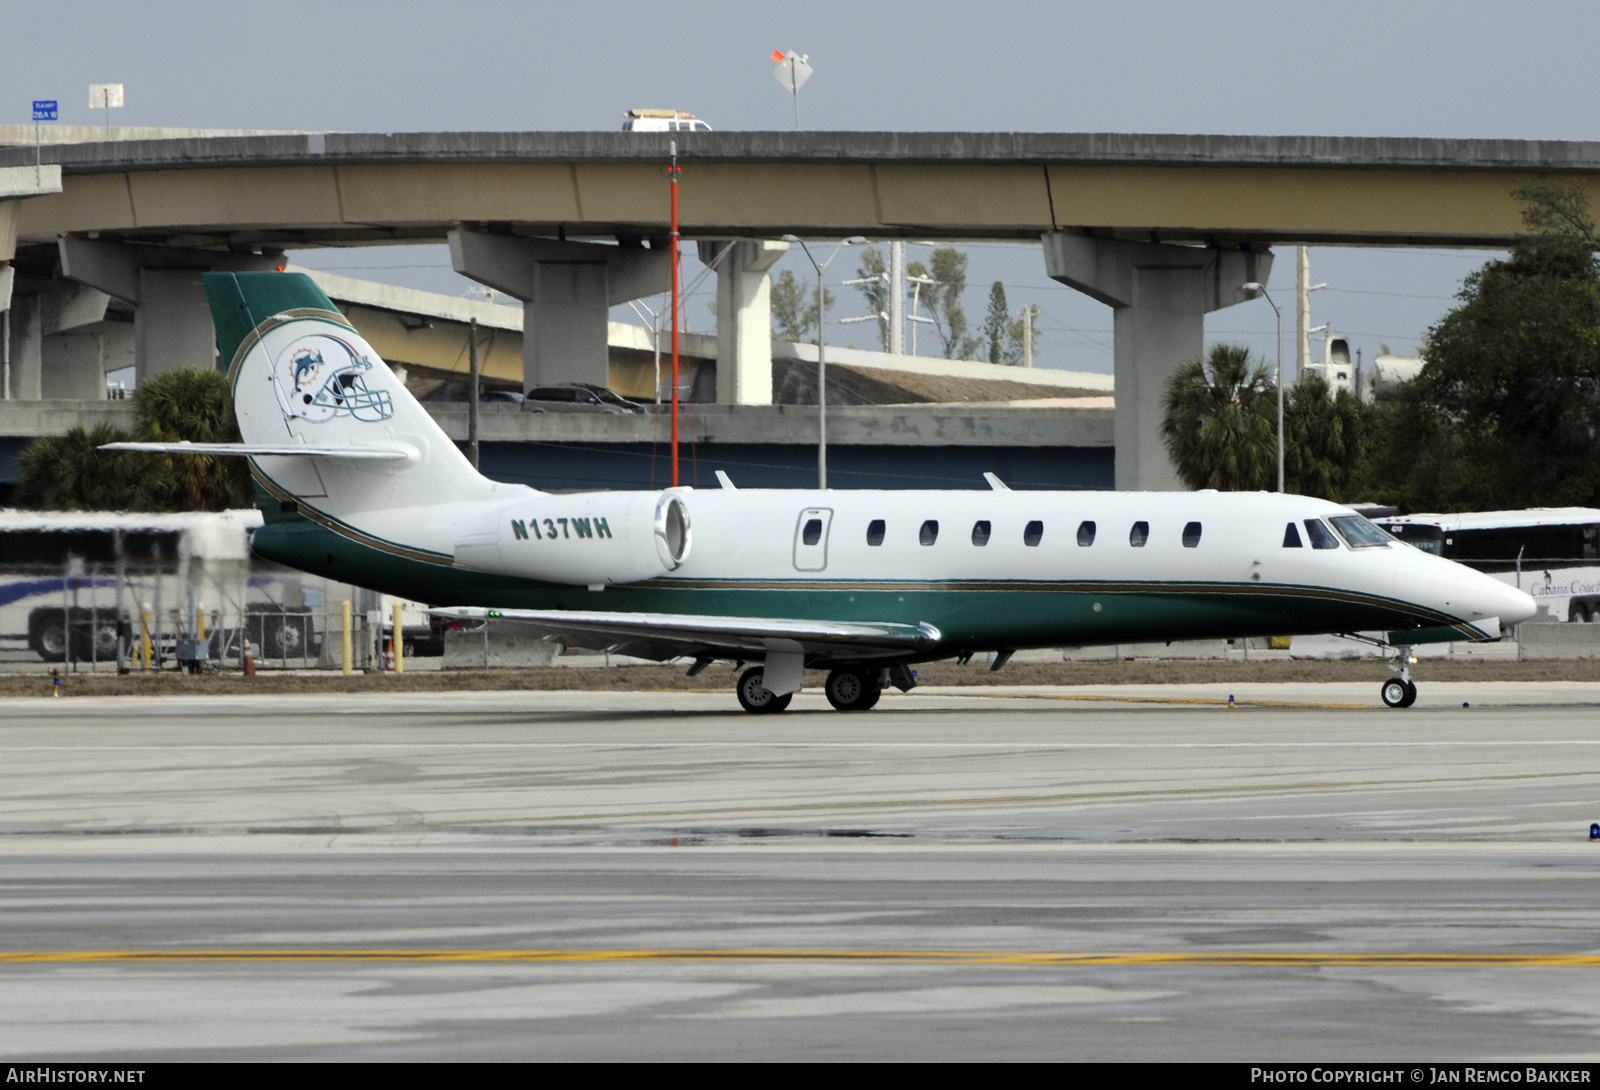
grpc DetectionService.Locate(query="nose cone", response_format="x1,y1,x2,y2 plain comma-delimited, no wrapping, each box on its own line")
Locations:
1399,549,1538,628
1484,576,1538,626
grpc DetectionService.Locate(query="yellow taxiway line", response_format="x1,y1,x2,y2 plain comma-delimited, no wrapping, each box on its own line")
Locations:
3,949,1599,968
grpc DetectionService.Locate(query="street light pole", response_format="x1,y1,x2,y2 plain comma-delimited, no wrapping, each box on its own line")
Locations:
1241,282,1284,493
782,235,866,490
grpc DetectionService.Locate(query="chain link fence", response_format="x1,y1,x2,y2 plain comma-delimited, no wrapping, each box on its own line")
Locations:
0,556,404,675
9,549,1596,675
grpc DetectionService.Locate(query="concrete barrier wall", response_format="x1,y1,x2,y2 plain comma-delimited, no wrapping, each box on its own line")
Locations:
442,623,559,670
1518,621,1600,660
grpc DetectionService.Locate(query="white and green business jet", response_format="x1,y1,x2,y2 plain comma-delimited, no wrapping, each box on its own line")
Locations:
110,272,1536,712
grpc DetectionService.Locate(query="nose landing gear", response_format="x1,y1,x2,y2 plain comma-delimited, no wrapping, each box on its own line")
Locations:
1381,646,1419,708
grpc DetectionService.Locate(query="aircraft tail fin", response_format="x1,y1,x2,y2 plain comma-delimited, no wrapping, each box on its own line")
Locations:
202,271,496,516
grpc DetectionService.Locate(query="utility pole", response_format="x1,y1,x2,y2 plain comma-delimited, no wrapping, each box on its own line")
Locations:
889,241,904,355
669,140,682,486
1021,305,1036,368
1296,246,1310,383
906,274,941,358
1239,282,1285,493
782,235,865,490
467,317,480,469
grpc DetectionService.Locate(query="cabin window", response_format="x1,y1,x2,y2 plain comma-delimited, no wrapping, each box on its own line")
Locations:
802,518,823,546
1304,518,1341,550
1182,522,1202,548
866,519,885,546
1327,515,1393,549
920,520,939,546
1024,520,1044,547
1077,521,1096,546
971,520,991,546
1129,521,1149,548
1283,522,1303,548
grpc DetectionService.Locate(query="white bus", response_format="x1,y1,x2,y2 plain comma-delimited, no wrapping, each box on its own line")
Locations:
0,509,265,668
0,509,443,670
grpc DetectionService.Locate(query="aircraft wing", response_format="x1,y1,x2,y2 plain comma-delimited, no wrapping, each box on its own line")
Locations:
430,606,942,663
100,441,412,461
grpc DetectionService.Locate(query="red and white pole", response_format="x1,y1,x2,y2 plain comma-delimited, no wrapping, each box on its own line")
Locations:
669,141,681,487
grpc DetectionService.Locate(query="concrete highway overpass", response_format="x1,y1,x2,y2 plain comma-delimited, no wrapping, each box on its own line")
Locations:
5,130,1598,489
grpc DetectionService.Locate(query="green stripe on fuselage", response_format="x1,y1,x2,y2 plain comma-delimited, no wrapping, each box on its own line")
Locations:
250,511,1431,653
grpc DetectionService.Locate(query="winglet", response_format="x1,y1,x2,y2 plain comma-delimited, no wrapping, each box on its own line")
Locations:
714,470,737,490
983,472,1010,491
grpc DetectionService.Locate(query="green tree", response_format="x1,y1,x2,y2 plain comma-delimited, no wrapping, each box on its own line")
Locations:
1160,344,1278,491
1512,177,1599,249
984,281,1010,364
15,368,253,512
769,268,833,343
981,281,1030,365
1282,375,1376,502
770,269,809,341
132,368,254,511
907,247,983,360
1364,179,1600,510
802,282,836,343
14,423,156,511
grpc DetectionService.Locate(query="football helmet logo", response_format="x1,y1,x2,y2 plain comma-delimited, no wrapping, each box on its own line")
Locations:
271,333,394,423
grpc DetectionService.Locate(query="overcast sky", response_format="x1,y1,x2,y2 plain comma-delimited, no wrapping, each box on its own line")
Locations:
7,0,1597,372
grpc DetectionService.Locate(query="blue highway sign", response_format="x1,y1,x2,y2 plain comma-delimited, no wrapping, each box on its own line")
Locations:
32,100,58,121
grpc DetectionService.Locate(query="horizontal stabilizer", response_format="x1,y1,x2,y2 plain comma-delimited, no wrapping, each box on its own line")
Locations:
99,441,412,461
430,606,941,663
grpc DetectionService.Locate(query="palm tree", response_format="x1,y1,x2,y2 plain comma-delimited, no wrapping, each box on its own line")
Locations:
14,369,253,511
1283,375,1371,502
14,423,156,511
132,368,254,510
1160,344,1277,491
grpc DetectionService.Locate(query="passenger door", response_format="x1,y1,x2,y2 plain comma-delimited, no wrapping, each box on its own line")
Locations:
793,508,834,572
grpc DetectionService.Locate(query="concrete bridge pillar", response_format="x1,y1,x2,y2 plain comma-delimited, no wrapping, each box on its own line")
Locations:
1043,234,1271,491
7,294,42,400
699,240,788,405
57,238,278,382
1,165,62,400
449,230,670,392
2,276,131,400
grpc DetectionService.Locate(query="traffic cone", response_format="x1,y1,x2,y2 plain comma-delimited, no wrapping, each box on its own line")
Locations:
383,638,395,672
243,635,257,677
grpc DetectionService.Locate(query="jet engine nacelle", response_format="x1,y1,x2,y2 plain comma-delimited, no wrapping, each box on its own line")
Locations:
452,490,691,586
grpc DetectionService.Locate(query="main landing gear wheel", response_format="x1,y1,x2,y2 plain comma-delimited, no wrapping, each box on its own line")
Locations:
1380,678,1418,708
825,666,881,711
737,666,792,715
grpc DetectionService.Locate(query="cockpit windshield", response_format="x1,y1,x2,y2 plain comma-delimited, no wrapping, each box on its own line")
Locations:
1327,515,1395,550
